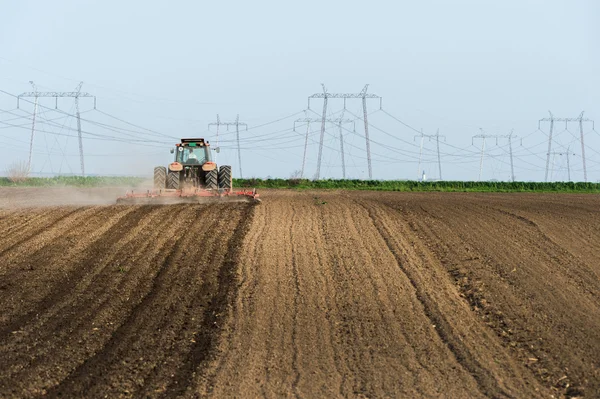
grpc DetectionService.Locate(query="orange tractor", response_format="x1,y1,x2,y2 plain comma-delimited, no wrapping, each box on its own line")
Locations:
117,138,258,204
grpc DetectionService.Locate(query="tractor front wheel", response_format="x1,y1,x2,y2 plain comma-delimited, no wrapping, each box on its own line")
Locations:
154,166,167,189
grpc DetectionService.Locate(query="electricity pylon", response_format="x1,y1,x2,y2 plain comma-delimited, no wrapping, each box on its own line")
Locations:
17,81,96,176
539,111,594,182
548,149,576,182
208,115,247,178
472,131,517,182
308,84,382,179
414,129,446,181
294,114,354,179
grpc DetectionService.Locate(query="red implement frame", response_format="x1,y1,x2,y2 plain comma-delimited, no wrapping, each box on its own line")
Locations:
116,188,259,204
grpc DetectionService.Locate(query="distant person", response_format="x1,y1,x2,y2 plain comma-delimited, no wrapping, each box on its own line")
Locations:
188,149,198,161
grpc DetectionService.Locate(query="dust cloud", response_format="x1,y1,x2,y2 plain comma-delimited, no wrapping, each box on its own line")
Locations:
0,183,153,208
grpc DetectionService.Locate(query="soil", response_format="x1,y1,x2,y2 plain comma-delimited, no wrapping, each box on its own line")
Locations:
0,188,598,398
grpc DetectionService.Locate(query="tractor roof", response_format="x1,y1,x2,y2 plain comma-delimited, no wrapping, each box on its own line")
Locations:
177,138,210,146
180,138,206,143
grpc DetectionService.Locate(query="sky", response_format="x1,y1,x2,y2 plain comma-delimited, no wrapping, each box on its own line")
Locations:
0,0,598,181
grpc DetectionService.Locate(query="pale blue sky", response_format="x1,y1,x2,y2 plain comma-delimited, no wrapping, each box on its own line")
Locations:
1,0,598,181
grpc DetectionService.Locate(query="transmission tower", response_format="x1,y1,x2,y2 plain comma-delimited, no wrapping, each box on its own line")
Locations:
17,81,96,176
472,131,517,182
208,114,222,164
548,149,576,182
508,130,517,182
208,115,247,178
539,111,594,182
413,129,446,181
308,84,382,179
435,129,444,180
294,113,354,179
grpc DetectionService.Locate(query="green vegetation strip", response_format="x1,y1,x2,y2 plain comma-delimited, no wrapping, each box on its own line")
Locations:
2,176,599,192
234,178,600,193
0,176,146,187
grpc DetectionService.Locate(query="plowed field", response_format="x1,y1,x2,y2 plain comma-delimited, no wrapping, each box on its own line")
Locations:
0,188,598,398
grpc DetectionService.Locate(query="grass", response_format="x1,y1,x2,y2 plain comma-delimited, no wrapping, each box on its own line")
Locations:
233,178,600,193
0,176,146,187
1,176,598,193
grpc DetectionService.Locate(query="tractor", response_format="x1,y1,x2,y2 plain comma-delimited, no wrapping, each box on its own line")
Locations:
116,138,259,204
154,138,231,191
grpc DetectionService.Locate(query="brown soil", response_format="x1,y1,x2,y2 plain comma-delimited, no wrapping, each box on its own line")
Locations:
0,189,598,398
0,187,141,208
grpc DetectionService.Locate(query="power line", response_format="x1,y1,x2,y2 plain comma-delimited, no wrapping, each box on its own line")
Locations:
0,109,168,147
1,90,175,146
94,109,178,140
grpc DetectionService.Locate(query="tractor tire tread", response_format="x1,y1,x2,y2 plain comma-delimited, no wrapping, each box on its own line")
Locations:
218,165,233,189
205,169,218,190
154,166,167,189
167,171,180,190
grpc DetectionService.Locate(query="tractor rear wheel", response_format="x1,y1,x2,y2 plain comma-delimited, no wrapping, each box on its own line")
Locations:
205,169,218,190
218,165,232,190
167,171,180,190
154,166,167,189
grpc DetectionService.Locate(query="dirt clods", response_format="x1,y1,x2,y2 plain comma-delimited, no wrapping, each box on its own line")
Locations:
0,189,599,398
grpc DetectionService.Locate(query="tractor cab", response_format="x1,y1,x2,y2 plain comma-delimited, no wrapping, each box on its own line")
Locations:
174,138,212,165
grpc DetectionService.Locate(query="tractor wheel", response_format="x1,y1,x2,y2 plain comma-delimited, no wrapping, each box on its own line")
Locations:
153,166,167,189
218,165,233,190
167,171,180,190
205,169,218,190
